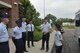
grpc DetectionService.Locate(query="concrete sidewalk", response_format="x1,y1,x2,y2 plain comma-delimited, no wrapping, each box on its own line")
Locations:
9,32,55,53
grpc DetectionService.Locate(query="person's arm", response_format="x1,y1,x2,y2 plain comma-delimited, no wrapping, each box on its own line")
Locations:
40,24,43,29
33,24,35,31
48,24,52,33
40,24,43,31
58,33,63,45
0,26,3,36
0,28,2,36
13,28,19,36
25,24,28,32
26,25,29,31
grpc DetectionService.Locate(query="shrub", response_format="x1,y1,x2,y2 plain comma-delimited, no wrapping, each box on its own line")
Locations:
34,29,42,42
26,28,42,42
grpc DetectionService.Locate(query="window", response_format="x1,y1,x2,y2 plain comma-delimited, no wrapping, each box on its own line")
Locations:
75,20,80,27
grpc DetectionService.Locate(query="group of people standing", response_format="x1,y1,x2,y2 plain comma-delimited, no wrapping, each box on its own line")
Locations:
0,12,52,53
0,12,35,53
0,12,63,53
12,18,35,53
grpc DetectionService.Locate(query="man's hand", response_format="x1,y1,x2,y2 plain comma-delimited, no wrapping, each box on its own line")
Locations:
49,28,53,33
43,32,48,35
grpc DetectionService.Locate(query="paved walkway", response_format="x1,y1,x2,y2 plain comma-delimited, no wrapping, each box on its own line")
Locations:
52,29,80,53
9,32,55,53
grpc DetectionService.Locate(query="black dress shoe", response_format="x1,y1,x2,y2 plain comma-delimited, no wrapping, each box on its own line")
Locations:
46,49,49,52
40,48,44,50
24,50,28,52
28,46,30,48
32,45,35,47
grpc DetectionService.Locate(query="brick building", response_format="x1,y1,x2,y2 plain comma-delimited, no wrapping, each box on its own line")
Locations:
0,0,19,36
0,0,19,28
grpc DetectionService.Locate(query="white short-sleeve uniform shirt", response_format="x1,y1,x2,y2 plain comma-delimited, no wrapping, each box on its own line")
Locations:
27,24,35,32
40,22,52,33
21,22,27,32
0,22,9,42
55,31,63,46
13,26,22,39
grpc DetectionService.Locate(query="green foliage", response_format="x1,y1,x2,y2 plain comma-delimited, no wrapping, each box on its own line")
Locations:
63,25,75,29
58,18,74,23
33,28,42,41
45,14,57,25
33,18,42,26
19,0,30,17
19,0,40,21
55,18,74,25
26,28,42,42
55,19,63,25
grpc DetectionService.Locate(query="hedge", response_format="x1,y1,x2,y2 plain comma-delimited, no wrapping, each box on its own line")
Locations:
26,28,42,42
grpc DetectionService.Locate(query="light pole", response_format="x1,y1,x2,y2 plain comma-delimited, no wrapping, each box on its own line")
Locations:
44,0,45,18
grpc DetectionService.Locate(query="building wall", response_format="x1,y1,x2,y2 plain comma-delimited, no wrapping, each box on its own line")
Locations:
0,0,19,28
0,0,12,4
9,0,19,28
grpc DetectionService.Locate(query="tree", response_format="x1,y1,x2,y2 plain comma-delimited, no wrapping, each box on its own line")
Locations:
45,14,57,25
55,18,75,25
55,19,63,25
33,18,42,26
19,0,40,22
19,0,30,17
58,18,74,23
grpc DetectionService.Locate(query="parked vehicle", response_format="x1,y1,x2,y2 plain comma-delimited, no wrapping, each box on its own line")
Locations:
75,10,80,46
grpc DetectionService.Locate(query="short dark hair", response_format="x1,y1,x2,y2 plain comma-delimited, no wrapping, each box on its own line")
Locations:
56,28,61,31
55,24,62,28
55,24,61,31
15,19,22,27
0,12,9,18
44,18,48,20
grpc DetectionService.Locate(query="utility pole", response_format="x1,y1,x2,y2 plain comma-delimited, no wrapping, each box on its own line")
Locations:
44,0,45,18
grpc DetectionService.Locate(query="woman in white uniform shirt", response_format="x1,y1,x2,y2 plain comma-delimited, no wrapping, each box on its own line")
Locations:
55,24,63,53
12,20,24,53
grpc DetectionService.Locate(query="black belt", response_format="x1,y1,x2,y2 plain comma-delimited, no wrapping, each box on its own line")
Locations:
28,31,33,32
22,32,26,33
0,41,8,44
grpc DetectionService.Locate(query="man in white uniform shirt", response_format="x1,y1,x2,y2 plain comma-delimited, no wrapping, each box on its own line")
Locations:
27,20,35,48
40,19,52,52
0,13,9,53
21,18,28,52
55,24,63,53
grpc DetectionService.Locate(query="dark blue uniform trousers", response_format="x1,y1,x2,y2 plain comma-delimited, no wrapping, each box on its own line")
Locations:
0,41,9,53
12,38,24,53
22,32,27,51
42,33,50,50
27,31,34,46
56,46,62,53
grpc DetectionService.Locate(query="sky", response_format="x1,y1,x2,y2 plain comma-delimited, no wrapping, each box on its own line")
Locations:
29,0,80,19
